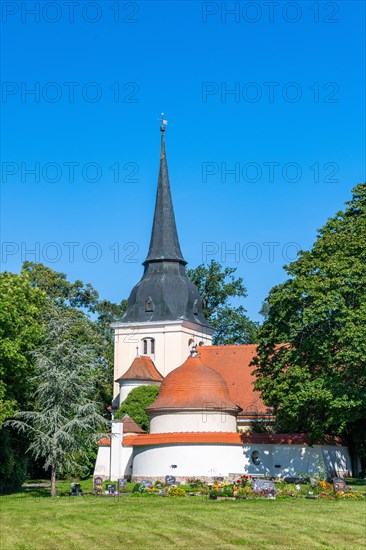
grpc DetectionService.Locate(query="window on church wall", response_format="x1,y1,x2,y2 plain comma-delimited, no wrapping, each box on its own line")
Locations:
141,338,155,356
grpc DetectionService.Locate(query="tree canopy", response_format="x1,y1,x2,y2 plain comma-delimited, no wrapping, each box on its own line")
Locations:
0,271,46,422
253,183,366,469
5,306,109,496
187,260,258,344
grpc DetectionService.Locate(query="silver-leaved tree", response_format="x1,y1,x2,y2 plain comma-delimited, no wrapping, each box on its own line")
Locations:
5,306,109,497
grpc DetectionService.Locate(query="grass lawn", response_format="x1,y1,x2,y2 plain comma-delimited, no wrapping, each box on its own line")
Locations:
1,480,365,550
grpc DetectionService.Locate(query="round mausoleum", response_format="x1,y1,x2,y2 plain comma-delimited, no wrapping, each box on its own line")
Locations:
123,351,246,482
146,352,240,433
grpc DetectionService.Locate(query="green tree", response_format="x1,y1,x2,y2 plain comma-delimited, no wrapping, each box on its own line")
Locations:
115,385,160,432
5,306,109,497
0,272,46,420
253,183,366,470
20,262,127,415
21,261,99,310
187,260,258,344
0,272,47,493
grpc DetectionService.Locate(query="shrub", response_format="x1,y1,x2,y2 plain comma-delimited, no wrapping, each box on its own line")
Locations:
132,483,146,493
236,486,254,499
168,487,186,497
187,478,203,489
222,487,234,497
115,386,160,432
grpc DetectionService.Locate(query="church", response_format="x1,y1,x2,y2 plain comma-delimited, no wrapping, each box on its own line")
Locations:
94,124,352,482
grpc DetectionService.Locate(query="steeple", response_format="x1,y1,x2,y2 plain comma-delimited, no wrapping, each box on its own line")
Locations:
121,124,210,326
144,125,186,266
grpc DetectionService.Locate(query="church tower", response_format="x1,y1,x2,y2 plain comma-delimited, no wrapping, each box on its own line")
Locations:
112,125,214,401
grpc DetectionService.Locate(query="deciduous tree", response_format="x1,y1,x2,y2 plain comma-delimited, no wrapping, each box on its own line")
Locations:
253,184,366,471
187,260,258,344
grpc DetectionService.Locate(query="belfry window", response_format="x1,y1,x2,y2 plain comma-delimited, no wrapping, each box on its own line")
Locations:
142,338,155,357
145,297,154,312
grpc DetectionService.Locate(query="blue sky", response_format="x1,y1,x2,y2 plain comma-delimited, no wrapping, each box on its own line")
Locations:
1,0,365,321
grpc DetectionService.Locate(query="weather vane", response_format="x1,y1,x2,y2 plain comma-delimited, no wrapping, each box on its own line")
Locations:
160,112,168,132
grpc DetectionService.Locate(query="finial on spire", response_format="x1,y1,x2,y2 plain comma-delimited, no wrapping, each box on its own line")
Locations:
160,112,168,133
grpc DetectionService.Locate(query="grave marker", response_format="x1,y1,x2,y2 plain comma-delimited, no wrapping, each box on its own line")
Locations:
165,475,176,486
106,483,116,494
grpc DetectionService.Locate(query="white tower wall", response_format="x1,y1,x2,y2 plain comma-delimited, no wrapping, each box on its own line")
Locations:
113,320,213,399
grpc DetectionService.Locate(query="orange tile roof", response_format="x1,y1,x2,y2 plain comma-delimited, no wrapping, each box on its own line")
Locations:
98,437,110,446
123,432,242,446
122,415,146,434
123,431,344,447
146,354,240,412
97,416,146,446
115,355,164,383
198,345,271,415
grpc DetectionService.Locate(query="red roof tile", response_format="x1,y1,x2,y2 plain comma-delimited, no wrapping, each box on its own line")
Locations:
146,355,240,412
123,432,242,446
115,355,163,383
198,345,271,415
97,416,146,446
123,431,344,447
122,415,146,434
98,437,110,446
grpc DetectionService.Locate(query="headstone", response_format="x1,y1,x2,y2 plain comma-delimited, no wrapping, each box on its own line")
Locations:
165,475,176,486
140,479,153,488
94,477,103,493
70,482,83,496
252,479,276,496
118,479,127,491
106,483,116,494
333,477,347,492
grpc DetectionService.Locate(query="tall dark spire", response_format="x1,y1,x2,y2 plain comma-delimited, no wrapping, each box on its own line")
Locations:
121,125,210,326
144,126,186,265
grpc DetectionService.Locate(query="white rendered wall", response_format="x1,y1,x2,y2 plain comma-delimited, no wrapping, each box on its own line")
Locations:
242,444,352,478
108,420,136,481
119,380,161,404
110,421,123,481
132,444,244,479
113,320,213,398
149,411,237,434
131,443,352,479
94,445,110,480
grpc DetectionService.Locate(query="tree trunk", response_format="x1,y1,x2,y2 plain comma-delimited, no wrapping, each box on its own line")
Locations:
51,466,57,497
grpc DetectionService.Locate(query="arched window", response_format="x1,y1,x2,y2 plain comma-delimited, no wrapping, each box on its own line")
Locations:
141,338,155,357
